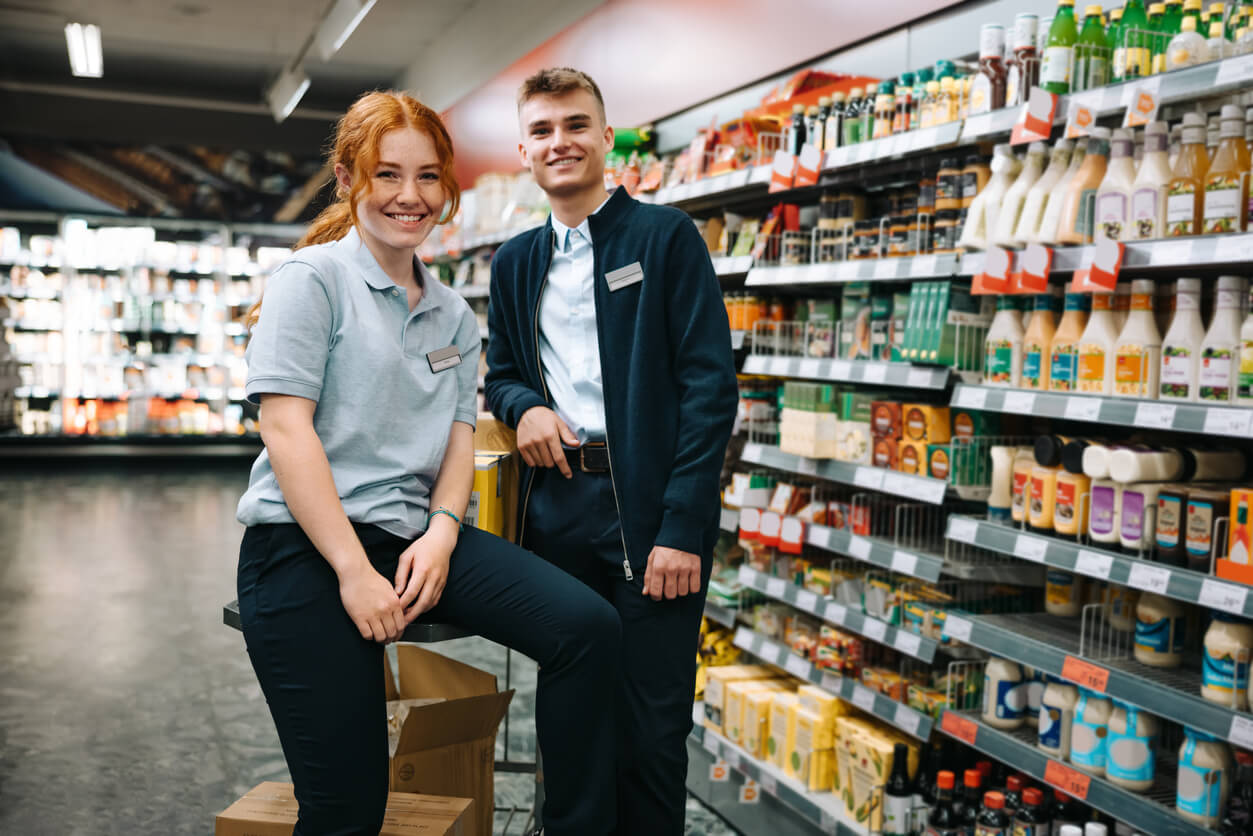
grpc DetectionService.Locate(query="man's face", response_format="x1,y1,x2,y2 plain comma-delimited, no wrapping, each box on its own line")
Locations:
518,89,613,199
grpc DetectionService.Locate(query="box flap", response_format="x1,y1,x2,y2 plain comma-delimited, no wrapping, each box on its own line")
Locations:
394,691,514,755
395,644,498,699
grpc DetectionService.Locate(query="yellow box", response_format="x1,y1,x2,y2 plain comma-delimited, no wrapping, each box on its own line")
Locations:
702,665,774,734
724,680,783,745
788,705,837,788
468,453,514,539
844,725,919,831
902,403,952,444
743,684,790,758
796,684,846,721
767,693,798,769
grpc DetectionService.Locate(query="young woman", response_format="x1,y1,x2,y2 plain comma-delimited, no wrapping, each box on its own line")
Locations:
235,91,620,836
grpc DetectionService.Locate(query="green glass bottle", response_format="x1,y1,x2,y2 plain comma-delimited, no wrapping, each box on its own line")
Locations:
1041,0,1080,94
1074,5,1112,91
1107,6,1124,47
1155,0,1183,72
1115,0,1151,82
1182,0,1204,34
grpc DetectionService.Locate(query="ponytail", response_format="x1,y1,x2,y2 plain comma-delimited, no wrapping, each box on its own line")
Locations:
296,200,353,250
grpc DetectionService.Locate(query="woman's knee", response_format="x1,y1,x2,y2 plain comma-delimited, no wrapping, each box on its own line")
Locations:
561,592,622,658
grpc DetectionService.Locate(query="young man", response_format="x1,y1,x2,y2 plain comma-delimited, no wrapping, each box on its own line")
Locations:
485,68,738,834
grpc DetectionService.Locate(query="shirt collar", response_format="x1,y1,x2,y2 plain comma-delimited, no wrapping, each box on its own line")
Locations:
339,226,441,313
550,193,612,251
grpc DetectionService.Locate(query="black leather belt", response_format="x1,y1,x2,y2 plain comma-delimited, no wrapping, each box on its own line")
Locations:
564,442,610,473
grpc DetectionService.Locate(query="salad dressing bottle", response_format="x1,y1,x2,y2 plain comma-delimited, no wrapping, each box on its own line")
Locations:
1049,292,1090,392
1037,138,1089,244
1202,105,1250,235
1095,128,1138,242
985,296,1026,386
1077,292,1120,394
1114,279,1162,398
1166,112,1209,236
1130,121,1172,239
1160,278,1205,400
993,142,1046,247
1199,275,1248,402
1023,291,1061,390
1058,127,1111,244
1016,140,1074,245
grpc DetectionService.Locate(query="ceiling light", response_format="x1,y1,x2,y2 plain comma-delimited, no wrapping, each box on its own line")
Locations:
314,0,378,61
65,22,102,78
265,66,311,123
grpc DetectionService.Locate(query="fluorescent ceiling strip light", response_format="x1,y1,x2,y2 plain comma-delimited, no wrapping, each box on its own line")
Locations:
266,66,311,123
315,0,378,60
65,22,102,78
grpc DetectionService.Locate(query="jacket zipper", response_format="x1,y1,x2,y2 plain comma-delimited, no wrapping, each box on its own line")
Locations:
516,232,553,551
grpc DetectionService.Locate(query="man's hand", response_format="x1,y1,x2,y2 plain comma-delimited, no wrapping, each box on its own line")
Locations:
517,406,578,479
642,546,702,601
394,522,456,623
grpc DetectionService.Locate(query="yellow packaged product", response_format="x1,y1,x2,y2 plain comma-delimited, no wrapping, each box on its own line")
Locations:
902,403,952,443
724,679,785,746
834,717,874,807
702,665,774,733
796,684,848,721
849,727,915,830
767,693,799,769
743,686,784,759
788,704,837,789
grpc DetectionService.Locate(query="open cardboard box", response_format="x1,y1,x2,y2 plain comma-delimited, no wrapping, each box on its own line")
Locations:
216,781,473,836
472,412,519,543
386,645,514,836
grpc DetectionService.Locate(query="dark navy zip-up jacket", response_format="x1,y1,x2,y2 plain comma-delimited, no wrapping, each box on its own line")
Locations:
484,186,738,571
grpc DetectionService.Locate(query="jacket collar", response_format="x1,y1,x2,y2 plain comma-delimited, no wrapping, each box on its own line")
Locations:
541,186,634,247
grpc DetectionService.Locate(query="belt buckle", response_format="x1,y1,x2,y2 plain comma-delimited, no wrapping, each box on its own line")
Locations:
579,445,594,473
579,443,607,473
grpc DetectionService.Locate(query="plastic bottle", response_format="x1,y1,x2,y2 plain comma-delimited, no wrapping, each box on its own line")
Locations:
1160,278,1205,400
872,82,895,140
1012,447,1037,524
1076,292,1119,394
1240,284,1253,405
1047,569,1084,616
1107,446,1185,482
958,767,984,834
1023,291,1061,390
985,296,1026,387
989,445,1016,522
883,741,913,836
1013,787,1050,836
1053,794,1087,832
1024,665,1048,724
1113,282,1132,332
929,770,963,835
1155,485,1190,567
842,88,864,145
1115,0,1153,81
913,741,939,833
1070,688,1114,776
786,104,806,156
1039,679,1080,759
1200,276,1248,402
993,141,1046,247
1114,279,1161,398
1178,727,1235,827
1130,121,1171,239
1082,824,1107,836
892,79,912,136
1042,0,1080,94
1188,487,1234,573
1006,14,1041,108
1134,592,1186,667
1037,138,1088,244
1106,702,1159,792
970,24,1008,116
960,145,1020,250
1167,112,1210,236
1074,5,1113,90
1017,140,1075,244
824,93,843,151
1089,479,1125,551
1203,613,1253,709
1093,128,1138,242
1168,14,1211,68
1120,483,1166,555
977,791,1012,835
1060,126,1112,244
1055,457,1092,541
983,657,1026,729
1049,293,1090,393
1203,106,1251,235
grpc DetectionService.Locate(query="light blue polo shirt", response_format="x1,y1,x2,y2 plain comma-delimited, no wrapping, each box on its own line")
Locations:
236,227,481,540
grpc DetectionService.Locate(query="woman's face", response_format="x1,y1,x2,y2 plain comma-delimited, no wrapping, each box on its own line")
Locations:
338,126,446,257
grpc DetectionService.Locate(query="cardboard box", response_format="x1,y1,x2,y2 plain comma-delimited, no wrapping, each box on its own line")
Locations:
767,693,799,769
902,404,951,444
724,679,782,745
216,782,473,836
386,646,514,836
703,665,774,733
897,440,928,475
472,414,519,543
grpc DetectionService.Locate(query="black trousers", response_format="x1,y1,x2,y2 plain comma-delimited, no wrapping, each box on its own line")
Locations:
237,521,621,836
526,468,710,836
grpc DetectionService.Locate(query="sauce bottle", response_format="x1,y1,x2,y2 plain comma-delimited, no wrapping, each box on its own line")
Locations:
1058,126,1110,244
1012,787,1049,836
971,24,1008,115
929,770,964,836
1055,453,1092,541
1047,569,1084,615
1114,278,1161,398
1088,479,1124,551
786,104,806,156
1022,291,1060,390
1049,292,1090,393
993,141,1046,247
1187,487,1235,573
1031,432,1067,533
1121,483,1167,555
989,445,1017,522
1166,112,1209,236
1039,679,1080,759
873,82,895,140
1006,14,1040,107
1199,275,1247,403
1095,128,1137,242
1037,137,1088,244
1160,278,1205,400
977,791,1011,835
1240,283,1253,405
1155,485,1190,567
1070,688,1114,776
1177,727,1236,827
893,76,913,136
1114,0,1153,81
983,657,1026,729
824,93,844,151
1077,292,1119,394
962,154,993,209
985,297,1026,387
1202,613,1253,709
805,105,823,153
1074,5,1112,90
1042,0,1080,94
1134,593,1186,668
960,768,984,835
842,88,864,145
1106,702,1160,792
1203,105,1251,235
883,741,914,836
1129,121,1172,240
1016,140,1074,244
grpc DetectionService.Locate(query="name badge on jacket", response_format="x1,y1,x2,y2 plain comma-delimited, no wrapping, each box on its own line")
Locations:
427,345,462,373
605,262,644,292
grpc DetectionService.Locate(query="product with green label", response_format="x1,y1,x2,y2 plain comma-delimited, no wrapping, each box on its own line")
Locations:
1041,0,1079,94
1074,5,1112,90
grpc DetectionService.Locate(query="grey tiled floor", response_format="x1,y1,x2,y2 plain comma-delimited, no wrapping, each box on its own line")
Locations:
0,462,735,835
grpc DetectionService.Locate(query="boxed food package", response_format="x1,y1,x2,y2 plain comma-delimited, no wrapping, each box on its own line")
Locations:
1219,488,1253,584
897,440,928,475
215,782,474,836
848,730,918,831
786,703,837,789
870,400,902,440
797,684,847,721
768,692,800,769
902,404,951,444
872,437,898,470
385,646,513,836
703,665,775,733
888,291,911,362
840,284,873,360
950,408,998,441
928,444,951,481
837,420,873,464
724,678,786,745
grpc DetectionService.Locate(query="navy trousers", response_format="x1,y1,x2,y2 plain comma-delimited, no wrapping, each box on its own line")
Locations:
525,468,710,836
238,521,621,836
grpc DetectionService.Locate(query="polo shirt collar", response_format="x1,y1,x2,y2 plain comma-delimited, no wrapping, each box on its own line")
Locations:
339,226,441,313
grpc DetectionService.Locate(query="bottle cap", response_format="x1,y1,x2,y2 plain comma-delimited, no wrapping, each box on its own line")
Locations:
1088,126,1111,139
1085,4,1103,13
1145,120,1167,137
1061,439,1091,474
1149,2,1164,12
1006,775,1023,792
833,92,846,102
964,768,982,787
793,104,804,114
1023,787,1044,806
1035,435,1067,468
1182,15,1197,31
1084,825,1109,836
984,791,1006,810
1183,112,1206,128
937,770,956,790
977,760,993,777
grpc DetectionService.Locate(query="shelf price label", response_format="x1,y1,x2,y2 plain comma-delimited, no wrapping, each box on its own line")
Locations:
1229,715,1253,749
758,772,778,797
1200,579,1249,616
943,615,974,643
768,150,796,193
940,711,979,745
848,536,872,561
738,778,762,804
948,517,979,544
853,467,884,490
785,654,812,679
894,703,923,737
1127,562,1171,595
955,386,989,409
1064,396,1103,421
795,589,819,612
851,685,877,712
863,363,888,383
1075,550,1114,580
973,246,1014,294
1003,391,1037,415
1044,760,1092,800
797,358,823,379
894,630,923,657
861,617,888,643
703,733,721,756
1204,407,1253,437
907,367,935,389
1134,402,1177,429
1014,534,1049,562
1010,87,1058,145
891,550,919,577
765,577,787,598
1062,655,1110,692
825,602,848,623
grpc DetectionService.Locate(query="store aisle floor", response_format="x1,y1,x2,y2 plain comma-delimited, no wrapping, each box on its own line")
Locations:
0,462,734,836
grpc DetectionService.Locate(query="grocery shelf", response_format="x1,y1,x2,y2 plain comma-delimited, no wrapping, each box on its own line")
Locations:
0,285,62,300
741,355,950,390
653,166,770,205
712,255,754,277
952,383,1253,438
733,625,933,741
455,284,491,300
823,121,965,169
720,507,739,534
942,609,1253,752
688,713,865,836
745,253,961,287
703,600,739,630
946,515,1253,620
13,386,57,398
737,565,938,662
959,231,1253,278
740,441,949,506
0,432,262,457
937,709,1212,836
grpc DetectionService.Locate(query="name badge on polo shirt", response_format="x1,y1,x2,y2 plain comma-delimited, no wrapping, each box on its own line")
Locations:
426,345,462,373
605,261,644,292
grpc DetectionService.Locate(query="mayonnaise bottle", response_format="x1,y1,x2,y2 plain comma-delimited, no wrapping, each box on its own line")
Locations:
1202,613,1253,710
1120,483,1166,556
1016,139,1074,244
1159,278,1205,401
1177,727,1234,827
1038,679,1080,759
1134,592,1186,668
1069,688,1114,776
983,656,1026,729
1106,702,1159,793
1046,569,1084,617
989,445,1017,522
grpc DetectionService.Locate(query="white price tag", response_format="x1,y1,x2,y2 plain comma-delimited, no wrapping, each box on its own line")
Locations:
704,733,720,756
1216,54,1253,85
874,260,897,280
759,773,778,796
750,165,773,184
1204,408,1253,437
758,640,782,660
730,169,753,189
1003,391,1037,414
796,589,819,612
1076,550,1114,580
1014,534,1048,562
766,577,787,598
921,478,949,504
1064,396,1103,421
1230,715,1253,749
882,472,916,497
1214,236,1253,263
743,443,763,461
853,467,884,490
948,517,979,544
861,618,888,643
892,550,920,577
769,356,790,376
964,113,992,138
914,253,939,276
852,686,877,712
1150,240,1193,265
1200,579,1249,616
863,363,888,383
1134,402,1177,429
848,536,872,561
737,564,756,586
907,368,934,388
894,703,923,736
724,748,742,770
808,525,834,549
825,602,848,623
730,330,747,350
820,810,839,834
830,360,852,379
785,654,812,679
798,358,823,379
944,615,973,642
1127,562,1171,595
797,456,819,476
895,630,923,657
956,386,989,409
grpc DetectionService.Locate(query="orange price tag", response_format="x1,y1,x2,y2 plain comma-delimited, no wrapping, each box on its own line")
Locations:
940,711,979,745
1065,98,1096,139
768,150,796,193
1011,88,1058,145
1044,760,1092,800
1016,244,1053,293
972,246,1014,294
1123,80,1161,129
794,144,822,188
1062,655,1110,692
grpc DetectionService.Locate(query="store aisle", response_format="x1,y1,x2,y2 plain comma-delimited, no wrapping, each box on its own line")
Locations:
0,463,733,836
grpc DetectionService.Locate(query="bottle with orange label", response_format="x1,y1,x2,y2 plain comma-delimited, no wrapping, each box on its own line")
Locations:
1049,293,1090,392
1030,434,1067,534
1022,291,1061,390
1011,447,1037,525
1077,292,1119,394
1114,279,1161,398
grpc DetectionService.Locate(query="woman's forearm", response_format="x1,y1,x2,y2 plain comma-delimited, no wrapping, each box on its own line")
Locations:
427,422,475,540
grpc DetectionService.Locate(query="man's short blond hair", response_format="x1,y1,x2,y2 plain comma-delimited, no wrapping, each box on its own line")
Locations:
517,67,607,125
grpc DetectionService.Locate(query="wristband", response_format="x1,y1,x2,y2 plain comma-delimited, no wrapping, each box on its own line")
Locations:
429,507,462,529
